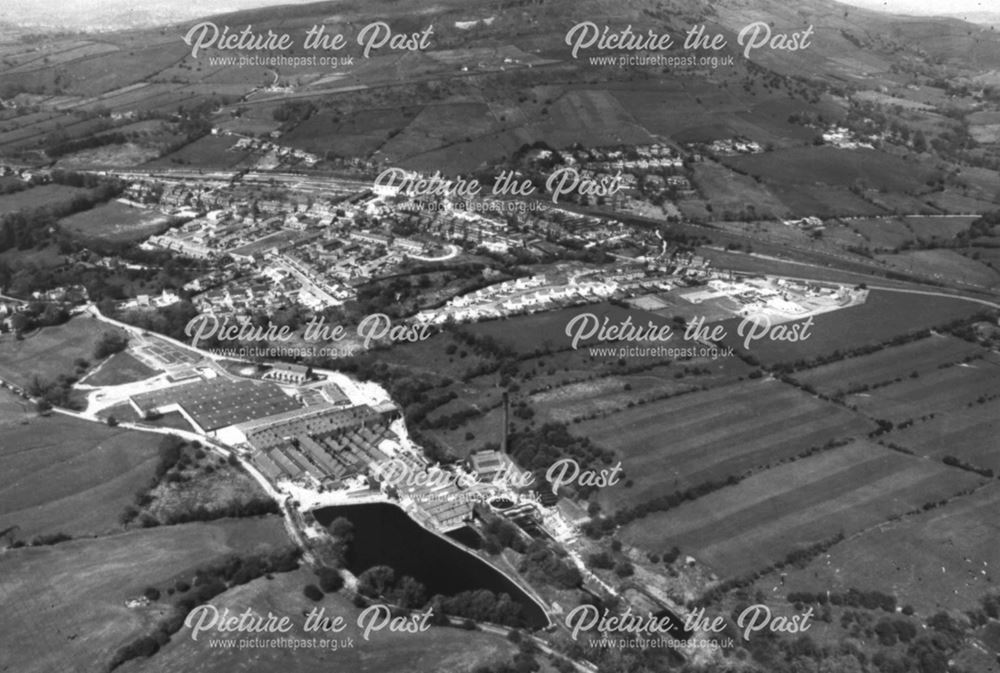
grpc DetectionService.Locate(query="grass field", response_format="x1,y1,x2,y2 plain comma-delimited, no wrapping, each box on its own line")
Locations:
143,135,252,170
887,404,1000,472
903,216,977,240
722,146,932,194
134,566,519,673
876,249,1000,288
0,412,160,539
464,301,662,355
0,391,35,427
0,183,89,215
619,441,986,578
59,200,177,243
0,317,128,389
573,379,874,513
528,355,753,424
81,351,159,386
773,483,1000,614
0,517,289,673
791,333,986,397
846,355,1000,424
720,290,985,367
847,217,914,250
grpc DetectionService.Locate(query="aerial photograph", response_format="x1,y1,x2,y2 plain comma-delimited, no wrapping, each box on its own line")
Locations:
1,0,999,671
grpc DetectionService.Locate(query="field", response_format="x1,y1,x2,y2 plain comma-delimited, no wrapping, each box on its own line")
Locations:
143,135,252,170
722,147,933,194
773,483,1000,613
0,392,35,427
847,217,914,250
0,183,89,215
720,289,985,367
58,200,177,243
464,301,661,355
619,441,986,578
770,184,886,218
282,106,419,159
0,412,160,539
876,249,1000,289
573,379,874,513
887,404,1000,472
0,517,290,673
903,215,977,240
528,356,753,424
845,354,1000,424
0,317,128,389
81,351,160,386
689,161,790,220
791,333,986,397
129,566,519,673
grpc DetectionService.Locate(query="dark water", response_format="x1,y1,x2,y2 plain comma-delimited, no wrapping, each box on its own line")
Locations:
314,503,547,628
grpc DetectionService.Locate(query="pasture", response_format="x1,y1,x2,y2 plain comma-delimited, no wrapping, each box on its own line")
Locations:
876,249,1000,289
888,404,999,473
0,517,289,673
773,483,1000,613
722,146,933,194
0,316,127,389
619,440,985,578
81,351,159,386
0,413,160,538
59,200,177,243
464,301,663,355
140,566,518,673
845,356,1000,424
0,183,89,216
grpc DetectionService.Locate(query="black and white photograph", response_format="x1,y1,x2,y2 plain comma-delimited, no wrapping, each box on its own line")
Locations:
1,0,999,671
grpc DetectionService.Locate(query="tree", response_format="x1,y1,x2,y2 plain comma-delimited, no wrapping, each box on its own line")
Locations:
94,330,128,359
303,584,324,601
316,567,344,593
357,565,396,599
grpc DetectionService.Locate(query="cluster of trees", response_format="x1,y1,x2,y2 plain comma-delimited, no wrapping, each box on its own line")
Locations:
516,540,582,590
352,561,529,627
356,565,428,609
272,100,316,123
787,588,896,612
1,301,69,335
93,330,128,359
481,515,527,555
45,130,130,158
428,589,525,627
507,422,615,496
113,300,200,342
27,373,82,410
154,497,279,526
